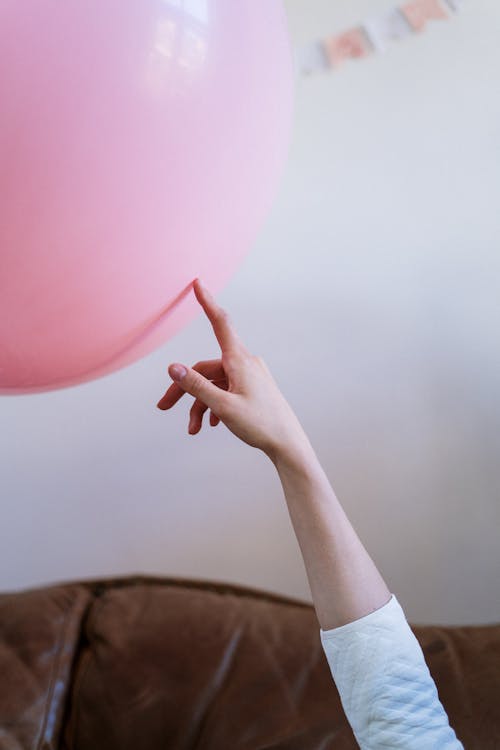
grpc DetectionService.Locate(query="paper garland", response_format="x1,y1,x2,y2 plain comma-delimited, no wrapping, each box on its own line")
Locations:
296,0,464,76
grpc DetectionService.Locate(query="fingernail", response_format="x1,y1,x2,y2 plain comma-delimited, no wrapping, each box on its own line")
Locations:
170,364,187,381
198,278,211,296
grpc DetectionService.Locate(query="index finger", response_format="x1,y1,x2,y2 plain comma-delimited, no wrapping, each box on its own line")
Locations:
193,278,248,356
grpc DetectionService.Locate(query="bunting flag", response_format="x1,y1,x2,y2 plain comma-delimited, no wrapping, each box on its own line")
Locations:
400,0,448,31
296,0,464,76
324,28,372,67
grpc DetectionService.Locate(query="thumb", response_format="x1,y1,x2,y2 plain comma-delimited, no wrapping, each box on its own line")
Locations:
168,363,228,415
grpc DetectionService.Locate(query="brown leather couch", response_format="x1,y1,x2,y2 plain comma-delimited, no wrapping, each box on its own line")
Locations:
1,575,499,749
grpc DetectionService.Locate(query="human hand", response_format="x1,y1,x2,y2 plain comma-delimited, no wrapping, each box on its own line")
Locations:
156,279,308,462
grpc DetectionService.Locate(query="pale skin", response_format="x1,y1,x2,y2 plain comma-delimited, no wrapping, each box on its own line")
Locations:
157,278,391,630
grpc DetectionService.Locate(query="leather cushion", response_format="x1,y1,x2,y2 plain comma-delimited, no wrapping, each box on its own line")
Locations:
63,580,357,750
0,585,91,750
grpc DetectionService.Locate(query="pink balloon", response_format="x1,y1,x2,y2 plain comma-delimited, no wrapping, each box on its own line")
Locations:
0,1,293,394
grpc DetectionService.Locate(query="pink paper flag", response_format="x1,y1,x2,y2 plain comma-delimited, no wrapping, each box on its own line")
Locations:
400,0,449,32
323,27,372,67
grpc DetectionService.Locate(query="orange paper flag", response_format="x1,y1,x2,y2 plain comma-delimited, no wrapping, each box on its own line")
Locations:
323,27,372,67
401,0,449,32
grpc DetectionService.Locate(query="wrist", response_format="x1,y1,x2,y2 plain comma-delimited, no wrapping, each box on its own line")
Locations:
267,432,319,477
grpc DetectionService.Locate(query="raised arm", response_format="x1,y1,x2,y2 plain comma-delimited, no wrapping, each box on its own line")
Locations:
157,279,463,748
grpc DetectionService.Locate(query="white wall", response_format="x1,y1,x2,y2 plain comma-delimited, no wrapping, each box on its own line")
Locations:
1,0,499,625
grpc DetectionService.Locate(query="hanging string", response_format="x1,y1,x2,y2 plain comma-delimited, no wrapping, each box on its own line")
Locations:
295,0,464,76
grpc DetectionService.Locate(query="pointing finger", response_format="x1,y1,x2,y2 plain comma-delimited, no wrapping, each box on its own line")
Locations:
193,278,248,358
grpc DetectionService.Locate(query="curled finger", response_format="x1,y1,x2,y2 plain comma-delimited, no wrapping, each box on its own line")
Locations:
157,359,225,410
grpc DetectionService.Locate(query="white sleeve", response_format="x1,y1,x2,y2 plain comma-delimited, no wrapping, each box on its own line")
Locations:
320,594,464,749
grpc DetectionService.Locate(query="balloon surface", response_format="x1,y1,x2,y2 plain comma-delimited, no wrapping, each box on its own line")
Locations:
0,1,293,394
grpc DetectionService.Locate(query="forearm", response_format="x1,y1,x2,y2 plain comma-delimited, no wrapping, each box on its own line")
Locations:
269,435,391,631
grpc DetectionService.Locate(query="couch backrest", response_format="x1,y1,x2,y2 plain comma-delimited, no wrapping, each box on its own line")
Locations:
1,576,499,749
